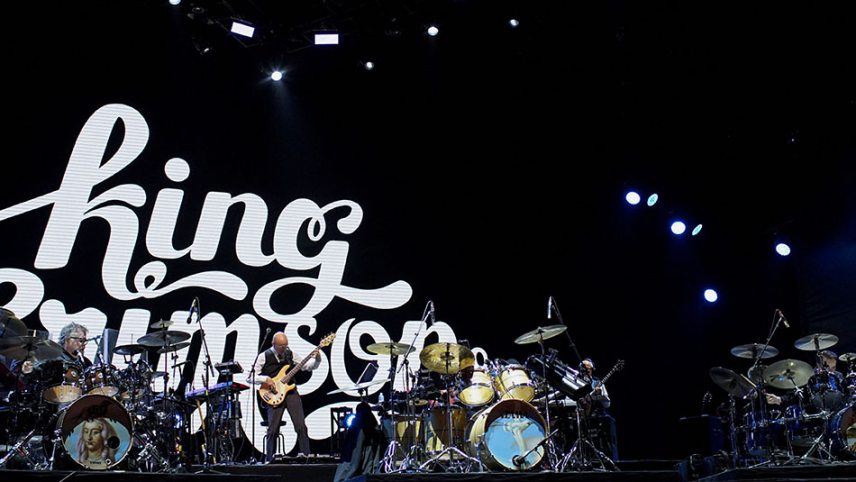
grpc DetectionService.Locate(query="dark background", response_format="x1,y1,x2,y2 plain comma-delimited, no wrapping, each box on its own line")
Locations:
2,0,855,460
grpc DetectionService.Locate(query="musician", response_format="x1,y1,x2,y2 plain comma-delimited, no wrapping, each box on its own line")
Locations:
249,331,321,462
579,358,611,415
766,350,845,411
577,358,618,461
58,322,93,368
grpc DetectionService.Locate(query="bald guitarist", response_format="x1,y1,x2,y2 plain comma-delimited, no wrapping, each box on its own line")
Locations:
249,331,321,462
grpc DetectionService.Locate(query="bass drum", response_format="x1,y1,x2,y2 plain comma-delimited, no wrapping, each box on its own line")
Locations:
830,404,856,460
466,399,546,470
57,394,133,470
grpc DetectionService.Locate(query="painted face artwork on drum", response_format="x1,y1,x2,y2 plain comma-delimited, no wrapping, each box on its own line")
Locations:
58,395,133,470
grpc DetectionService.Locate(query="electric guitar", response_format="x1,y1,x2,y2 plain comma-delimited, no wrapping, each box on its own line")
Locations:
258,333,335,407
581,359,625,399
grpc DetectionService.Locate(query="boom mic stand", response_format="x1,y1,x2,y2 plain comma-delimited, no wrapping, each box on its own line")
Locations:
191,298,225,474
249,327,272,464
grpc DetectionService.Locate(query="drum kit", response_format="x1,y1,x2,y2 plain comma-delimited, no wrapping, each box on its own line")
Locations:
710,331,856,465
0,312,198,471
366,324,617,473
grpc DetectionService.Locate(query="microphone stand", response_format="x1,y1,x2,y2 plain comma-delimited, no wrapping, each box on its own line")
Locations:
249,328,272,464
191,298,224,474
549,296,583,364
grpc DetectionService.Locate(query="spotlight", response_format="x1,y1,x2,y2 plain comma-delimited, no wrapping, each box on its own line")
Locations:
625,191,641,205
169,0,181,5
427,25,439,37
646,193,659,207
314,33,339,45
363,61,375,71
691,224,703,236
670,221,686,235
270,70,283,81
775,242,791,257
230,20,255,38
509,19,520,28
344,413,357,428
703,289,718,303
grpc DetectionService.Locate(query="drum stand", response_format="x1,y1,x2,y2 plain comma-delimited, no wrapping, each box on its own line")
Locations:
419,373,483,473
559,393,617,472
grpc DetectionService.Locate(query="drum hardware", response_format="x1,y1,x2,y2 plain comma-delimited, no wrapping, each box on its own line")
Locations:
150,319,174,330
418,341,482,472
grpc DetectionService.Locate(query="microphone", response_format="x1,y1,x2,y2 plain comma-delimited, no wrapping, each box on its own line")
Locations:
186,297,199,324
547,296,553,320
84,335,102,342
775,309,790,328
428,300,436,326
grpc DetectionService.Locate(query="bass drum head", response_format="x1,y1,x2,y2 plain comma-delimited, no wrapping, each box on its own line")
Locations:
58,394,133,470
467,399,546,470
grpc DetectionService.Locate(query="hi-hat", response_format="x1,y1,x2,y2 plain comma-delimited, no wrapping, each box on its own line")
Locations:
0,338,63,362
158,341,191,354
730,343,779,359
709,367,756,398
419,342,474,375
763,358,814,389
366,342,412,356
137,330,191,347
839,353,856,363
149,319,173,329
114,344,148,356
326,378,389,395
794,333,838,351
514,325,567,345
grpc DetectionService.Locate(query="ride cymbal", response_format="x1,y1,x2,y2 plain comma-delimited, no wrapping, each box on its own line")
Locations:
730,343,779,359
366,342,412,356
763,358,814,389
114,344,148,356
137,330,191,347
514,325,567,345
794,333,838,351
419,342,474,375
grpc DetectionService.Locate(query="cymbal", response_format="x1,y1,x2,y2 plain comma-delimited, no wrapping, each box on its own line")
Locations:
137,330,191,347
730,343,779,359
763,358,814,389
0,308,26,339
149,319,173,329
794,333,838,351
839,352,856,363
709,367,756,398
326,378,389,395
157,341,191,354
514,325,567,345
0,338,63,362
114,344,148,356
366,342,412,356
419,342,474,375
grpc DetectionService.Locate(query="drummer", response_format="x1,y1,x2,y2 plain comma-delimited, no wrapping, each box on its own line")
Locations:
808,350,846,412
58,322,93,368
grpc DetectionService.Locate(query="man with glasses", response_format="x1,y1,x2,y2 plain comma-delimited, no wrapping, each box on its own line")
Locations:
250,331,320,463
58,322,93,368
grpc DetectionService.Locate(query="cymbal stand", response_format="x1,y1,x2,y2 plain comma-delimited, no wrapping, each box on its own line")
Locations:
535,334,560,470
559,394,617,472
379,352,407,473
191,297,225,474
419,349,483,473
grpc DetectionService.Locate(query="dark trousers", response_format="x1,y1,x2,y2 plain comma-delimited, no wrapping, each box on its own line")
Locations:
266,391,310,461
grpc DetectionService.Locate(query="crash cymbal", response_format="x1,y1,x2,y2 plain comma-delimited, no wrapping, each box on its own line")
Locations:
709,367,756,398
158,341,191,354
114,344,148,356
326,378,389,395
794,333,838,351
839,352,856,363
137,330,191,347
0,308,26,339
763,358,814,389
419,342,474,375
730,343,779,360
514,325,567,345
149,319,173,329
0,338,63,362
366,342,412,356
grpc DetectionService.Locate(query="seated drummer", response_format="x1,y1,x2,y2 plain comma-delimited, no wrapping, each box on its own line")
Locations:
58,322,93,368
766,350,845,412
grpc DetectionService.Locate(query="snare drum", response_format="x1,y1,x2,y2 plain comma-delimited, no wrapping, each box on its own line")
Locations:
40,360,84,404
56,394,133,470
459,368,495,408
494,365,536,402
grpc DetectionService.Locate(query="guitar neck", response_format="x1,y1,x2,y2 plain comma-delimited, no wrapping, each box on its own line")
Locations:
283,347,320,381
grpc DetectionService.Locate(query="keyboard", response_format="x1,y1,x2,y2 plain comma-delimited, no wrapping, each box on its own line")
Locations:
185,381,250,400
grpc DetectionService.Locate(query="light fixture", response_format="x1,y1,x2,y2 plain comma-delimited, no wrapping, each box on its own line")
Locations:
230,20,255,38
427,25,439,37
314,33,339,45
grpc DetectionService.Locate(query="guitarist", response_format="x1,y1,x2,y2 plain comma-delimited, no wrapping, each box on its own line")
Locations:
577,357,618,461
250,331,321,462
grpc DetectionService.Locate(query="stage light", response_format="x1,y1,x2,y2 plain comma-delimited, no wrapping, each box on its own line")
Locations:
344,413,357,428
169,0,181,5
314,33,339,45
691,224,703,236
625,191,641,205
646,193,659,207
670,221,686,235
270,70,283,81
704,289,718,303
427,25,439,37
363,61,375,71
230,20,255,38
509,19,520,28
775,242,791,257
